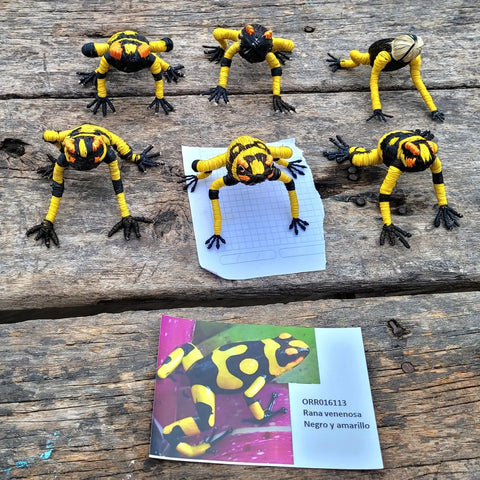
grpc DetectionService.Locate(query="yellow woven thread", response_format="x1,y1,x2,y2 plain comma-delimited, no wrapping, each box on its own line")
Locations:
150,56,162,75
288,189,299,218
196,153,228,172
95,57,111,97
149,40,168,53
272,75,281,96
379,201,392,226
52,164,65,184
378,166,403,225
45,196,61,223
340,50,370,68
269,146,293,160
154,77,164,99
116,192,130,218
96,77,107,97
218,66,230,88
433,183,447,206
266,51,282,94
350,147,382,166
409,56,437,112
217,43,240,88
106,131,131,159
93,43,110,56
430,158,447,205
213,28,241,50
108,159,121,181
44,128,73,150
272,37,294,52
266,51,281,69
369,51,391,111
211,198,222,235
379,166,402,195
197,172,212,180
209,176,228,235
43,130,59,143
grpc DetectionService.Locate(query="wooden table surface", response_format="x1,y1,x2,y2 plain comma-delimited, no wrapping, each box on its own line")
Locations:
1,0,479,478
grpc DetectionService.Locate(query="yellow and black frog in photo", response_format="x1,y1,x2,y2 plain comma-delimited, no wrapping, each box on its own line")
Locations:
323,129,462,248
27,124,160,247
203,24,295,112
157,332,310,457
180,135,308,249
77,30,184,116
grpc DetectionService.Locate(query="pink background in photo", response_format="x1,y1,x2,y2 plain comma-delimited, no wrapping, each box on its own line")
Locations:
152,316,294,465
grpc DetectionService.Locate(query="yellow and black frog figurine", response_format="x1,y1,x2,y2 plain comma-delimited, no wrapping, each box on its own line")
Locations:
326,34,444,123
157,332,310,457
323,130,462,248
203,24,295,112
77,30,184,116
27,124,160,247
180,135,308,249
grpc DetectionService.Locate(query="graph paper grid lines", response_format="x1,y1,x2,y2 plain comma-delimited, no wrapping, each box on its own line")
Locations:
182,138,326,279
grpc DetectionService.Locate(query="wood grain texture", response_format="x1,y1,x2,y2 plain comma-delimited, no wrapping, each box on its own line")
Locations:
1,0,478,99
1,0,479,477
1,88,478,316
1,293,479,479
1,0,478,316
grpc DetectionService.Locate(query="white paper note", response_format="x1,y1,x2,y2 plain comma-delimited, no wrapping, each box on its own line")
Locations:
182,138,326,279
289,328,383,469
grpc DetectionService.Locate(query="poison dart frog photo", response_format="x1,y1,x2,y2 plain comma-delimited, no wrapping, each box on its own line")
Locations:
203,24,295,112
180,135,308,249
326,34,444,123
156,333,310,457
77,30,184,116
323,129,462,248
27,124,160,247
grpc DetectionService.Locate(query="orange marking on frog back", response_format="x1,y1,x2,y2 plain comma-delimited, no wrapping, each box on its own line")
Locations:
404,142,420,156
405,157,416,167
427,141,438,154
92,135,104,152
109,42,123,60
237,157,249,169
64,138,76,154
137,43,151,58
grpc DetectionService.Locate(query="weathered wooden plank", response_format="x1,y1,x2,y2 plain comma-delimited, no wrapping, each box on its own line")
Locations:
1,292,479,478
1,88,478,316
1,0,478,100
1,0,478,316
